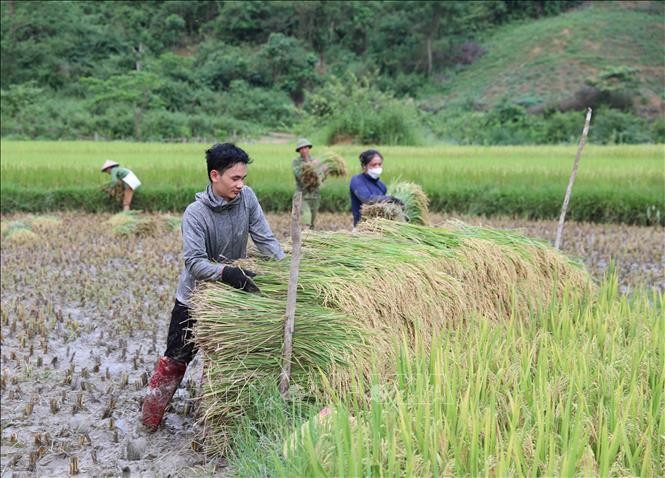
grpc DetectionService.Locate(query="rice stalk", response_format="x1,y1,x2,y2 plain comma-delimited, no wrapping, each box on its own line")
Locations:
360,202,407,223
192,218,593,456
105,211,158,237
161,214,182,232
3,226,40,245
359,182,430,226
320,151,348,178
300,162,323,192
389,181,430,226
26,215,62,230
273,279,663,477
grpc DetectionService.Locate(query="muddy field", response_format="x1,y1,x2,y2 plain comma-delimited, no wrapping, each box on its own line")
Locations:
1,212,663,477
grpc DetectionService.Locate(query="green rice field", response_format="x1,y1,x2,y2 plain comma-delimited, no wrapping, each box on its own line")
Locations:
1,141,663,224
229,278,664,477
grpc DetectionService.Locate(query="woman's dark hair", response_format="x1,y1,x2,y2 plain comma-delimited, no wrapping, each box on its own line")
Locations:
359,149,383,167
206,143,252,180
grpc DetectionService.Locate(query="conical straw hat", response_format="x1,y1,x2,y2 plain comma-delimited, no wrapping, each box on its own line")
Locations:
101,160,119,172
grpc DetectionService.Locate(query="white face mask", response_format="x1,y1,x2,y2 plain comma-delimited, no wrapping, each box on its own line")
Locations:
367,167,383,179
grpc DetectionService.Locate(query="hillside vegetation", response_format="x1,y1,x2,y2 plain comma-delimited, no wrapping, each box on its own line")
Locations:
439,1,664,114
1,1,663,144
428,1,665,144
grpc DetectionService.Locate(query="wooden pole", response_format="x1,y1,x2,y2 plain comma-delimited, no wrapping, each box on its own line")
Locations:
279,191,303,397
555,107,592,250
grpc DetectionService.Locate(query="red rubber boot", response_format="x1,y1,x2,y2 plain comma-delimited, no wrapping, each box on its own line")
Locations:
142,356,187,431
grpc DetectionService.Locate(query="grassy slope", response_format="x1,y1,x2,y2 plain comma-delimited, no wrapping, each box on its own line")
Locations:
437,2,665,113
1,141,663,224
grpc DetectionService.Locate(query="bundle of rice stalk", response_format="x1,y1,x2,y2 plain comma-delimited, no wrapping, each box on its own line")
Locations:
160,214,182,232
106,211,157,237
3,226,40,246
320,151,348,178
300,161,322,192
360,201,407,223
192,219,593,455
102,182,125,203
27,215,62,231
1,220,27,239
389,181,430,226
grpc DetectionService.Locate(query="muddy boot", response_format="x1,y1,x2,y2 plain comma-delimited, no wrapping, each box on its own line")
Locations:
142,356,187,432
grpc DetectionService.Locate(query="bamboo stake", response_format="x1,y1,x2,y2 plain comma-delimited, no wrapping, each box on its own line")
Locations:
555,107,592,250
279,191,303,397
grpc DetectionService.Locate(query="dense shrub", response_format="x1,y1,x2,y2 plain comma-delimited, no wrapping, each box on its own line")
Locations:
222,80,297,128
141,110,192,140
589,108,652,144
428,102,661,145
306,75,421,145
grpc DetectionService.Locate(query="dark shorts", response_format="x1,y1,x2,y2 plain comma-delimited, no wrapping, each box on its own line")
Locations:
164,300,197,364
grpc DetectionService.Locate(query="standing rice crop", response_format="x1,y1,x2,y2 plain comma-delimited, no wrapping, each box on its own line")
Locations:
275,278,664,477
192,218,592,455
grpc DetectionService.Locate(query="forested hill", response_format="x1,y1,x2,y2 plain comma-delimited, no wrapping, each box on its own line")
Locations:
1,0,663,144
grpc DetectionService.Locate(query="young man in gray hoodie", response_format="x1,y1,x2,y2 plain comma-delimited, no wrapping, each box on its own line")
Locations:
142,143,285,431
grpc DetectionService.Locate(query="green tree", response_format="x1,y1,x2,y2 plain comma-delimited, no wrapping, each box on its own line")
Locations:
83,71,164,140
0,81,44,136
258,33,318,103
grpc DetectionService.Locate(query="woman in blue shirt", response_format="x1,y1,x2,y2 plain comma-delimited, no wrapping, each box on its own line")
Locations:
349,149,402,227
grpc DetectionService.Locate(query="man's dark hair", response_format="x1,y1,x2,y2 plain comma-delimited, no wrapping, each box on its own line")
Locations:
359,149,383,167
206,143,252,180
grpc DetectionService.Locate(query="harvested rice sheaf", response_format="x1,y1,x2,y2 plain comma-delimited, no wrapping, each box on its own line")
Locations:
3,227,40,246
360,181,430,225
1,220,27,238
300,162,322,192
320,151,348,178
27,215,62,231
361,202,407,223
105,211,158,237
389,181,430,225
1,219,43,246
160,214,182,232
192,218,593,455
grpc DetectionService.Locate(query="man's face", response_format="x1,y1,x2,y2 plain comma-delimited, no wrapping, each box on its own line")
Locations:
210,162,247,201
298,146,311,160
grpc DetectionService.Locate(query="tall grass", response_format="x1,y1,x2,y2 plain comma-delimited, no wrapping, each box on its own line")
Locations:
223,276,664,476
1,141,663,224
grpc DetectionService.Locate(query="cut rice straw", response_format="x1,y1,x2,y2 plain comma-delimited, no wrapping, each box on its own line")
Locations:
192,218,593,455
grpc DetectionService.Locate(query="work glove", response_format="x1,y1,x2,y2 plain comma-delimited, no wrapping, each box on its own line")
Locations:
221,266,260,293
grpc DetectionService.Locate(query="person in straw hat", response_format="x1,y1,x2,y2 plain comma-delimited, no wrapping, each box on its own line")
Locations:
141,143,285,432
100,160,141,211
349,149,403,227
292,138,325,229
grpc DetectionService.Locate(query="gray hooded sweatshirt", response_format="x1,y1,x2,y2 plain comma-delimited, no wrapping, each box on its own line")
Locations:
175,184,285,306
